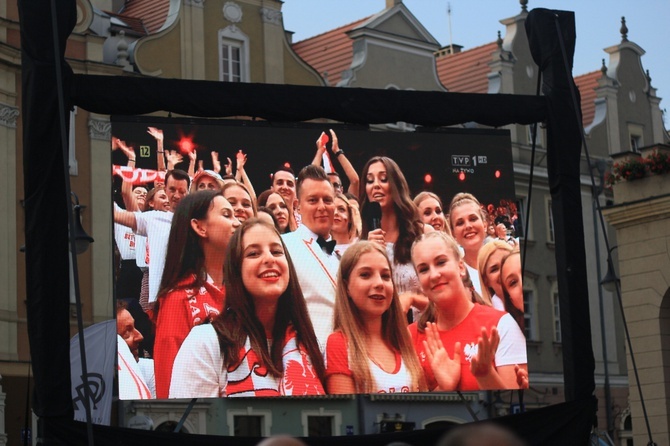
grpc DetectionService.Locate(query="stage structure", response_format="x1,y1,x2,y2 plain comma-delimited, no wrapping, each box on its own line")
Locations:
19,0,596,443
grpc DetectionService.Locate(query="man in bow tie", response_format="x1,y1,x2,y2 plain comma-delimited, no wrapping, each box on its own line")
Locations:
282,165,339,350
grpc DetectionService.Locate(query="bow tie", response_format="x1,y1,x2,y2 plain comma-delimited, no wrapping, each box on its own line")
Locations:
316,236,336,255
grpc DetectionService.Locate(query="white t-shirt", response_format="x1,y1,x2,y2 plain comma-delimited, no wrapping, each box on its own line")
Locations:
134,211,173,304
465,263,483,296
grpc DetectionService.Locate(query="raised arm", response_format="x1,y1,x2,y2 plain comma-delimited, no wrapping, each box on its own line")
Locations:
147,127,166,172
329,129,360,197
211,151,221,174
165,150,183,172
115,138,142,212
187,149,197,179
235,150,256,201
311,132,328,166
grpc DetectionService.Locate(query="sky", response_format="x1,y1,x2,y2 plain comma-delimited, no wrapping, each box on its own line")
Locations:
282,0,669,123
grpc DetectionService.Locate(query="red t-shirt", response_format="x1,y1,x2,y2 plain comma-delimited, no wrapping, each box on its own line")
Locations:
409,304,507,391
154,276,225,399
325,331,412,393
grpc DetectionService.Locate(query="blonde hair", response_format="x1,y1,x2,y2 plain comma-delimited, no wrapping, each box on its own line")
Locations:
448,192,486,234
335,193,359,240
334,241,426,393
413,191,451,236
477,241,514,306
410,231,484,331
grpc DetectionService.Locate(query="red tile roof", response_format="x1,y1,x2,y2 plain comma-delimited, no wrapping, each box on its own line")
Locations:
120,0,171,34
294,17,600,127
292,17,371,87
575,70,601,128
436,42,498,94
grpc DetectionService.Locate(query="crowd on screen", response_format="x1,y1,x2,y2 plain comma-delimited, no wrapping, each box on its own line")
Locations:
112,127,527,400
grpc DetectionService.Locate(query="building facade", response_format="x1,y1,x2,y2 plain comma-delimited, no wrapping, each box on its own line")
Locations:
0,0,667,443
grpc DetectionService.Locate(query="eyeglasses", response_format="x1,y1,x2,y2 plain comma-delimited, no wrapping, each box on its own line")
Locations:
332,183,342,189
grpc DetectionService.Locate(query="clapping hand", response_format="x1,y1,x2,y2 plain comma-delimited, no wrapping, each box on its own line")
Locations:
470,326,500,377
423,322,460,391
211,152,221,174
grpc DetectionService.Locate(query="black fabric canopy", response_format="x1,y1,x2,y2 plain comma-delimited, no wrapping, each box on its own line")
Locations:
18,0,596,443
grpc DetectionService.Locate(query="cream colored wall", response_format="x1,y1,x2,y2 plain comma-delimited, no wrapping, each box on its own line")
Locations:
87,113,114,322
0,97,18,362
604,173,670,446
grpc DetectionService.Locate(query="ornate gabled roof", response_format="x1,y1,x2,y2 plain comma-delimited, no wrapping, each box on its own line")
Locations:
292,17,372,87
435,42,498,94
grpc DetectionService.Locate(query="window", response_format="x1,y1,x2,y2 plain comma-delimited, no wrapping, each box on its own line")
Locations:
221,39,242,82
523,289,536,340
233,416,263,436
307,416,333,437
218,26,250,83
513,197,527,239
527,123,543,148
69,107,78,175
551,284,561,343
227,408,272,436
546,197,555,244
619,407,633,446
302,408,341,437
627,123,644,152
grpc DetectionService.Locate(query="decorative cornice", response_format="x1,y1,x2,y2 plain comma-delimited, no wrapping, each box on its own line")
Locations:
0,103,19,128
88,117,111,141
259,7,282,26
185,0,204,8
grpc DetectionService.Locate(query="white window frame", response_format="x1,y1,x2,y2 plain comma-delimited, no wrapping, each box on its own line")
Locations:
514,196,530,240
545,196,555,244
551,282,561,343
218,26,250,83
523,279,538,341
301,407,342,437
227,407,272,437
627,123,644,152
527,123,543,148
69,107,78,175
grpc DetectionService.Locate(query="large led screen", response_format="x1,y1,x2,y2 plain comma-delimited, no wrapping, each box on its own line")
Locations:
111,117,527,400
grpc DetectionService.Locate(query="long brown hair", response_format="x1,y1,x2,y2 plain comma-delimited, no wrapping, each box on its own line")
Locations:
334,241,426,392
157,190,222,297
257,189,297,233
212,219,326,384
359,156,422,264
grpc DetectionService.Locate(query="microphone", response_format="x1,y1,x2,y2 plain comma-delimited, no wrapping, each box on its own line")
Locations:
364,201,382,231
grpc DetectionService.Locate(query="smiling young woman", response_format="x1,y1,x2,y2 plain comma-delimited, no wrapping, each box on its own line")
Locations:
325,241,426,394
409,231,527,392
152,191,240,398
169,219,326,398
448,192,488,295
359,156,431,320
